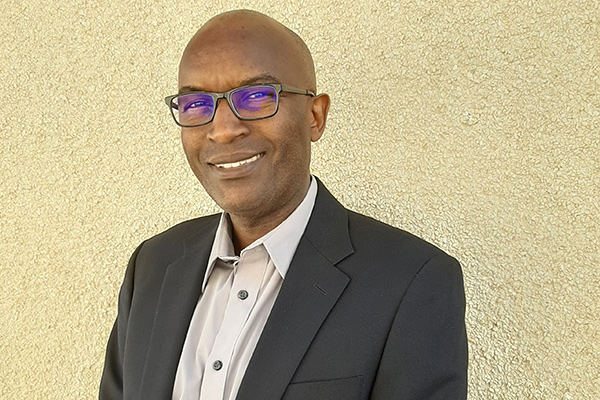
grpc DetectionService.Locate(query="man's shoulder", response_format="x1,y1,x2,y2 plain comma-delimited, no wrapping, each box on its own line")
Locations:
346,209,456,264
333,210,463,299
139,213,221,253
311,178,456,265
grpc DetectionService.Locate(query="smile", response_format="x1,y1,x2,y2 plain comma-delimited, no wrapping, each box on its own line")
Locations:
213,153,263,169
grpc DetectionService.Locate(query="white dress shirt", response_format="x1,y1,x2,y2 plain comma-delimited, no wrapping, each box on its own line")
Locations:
172,177,318,400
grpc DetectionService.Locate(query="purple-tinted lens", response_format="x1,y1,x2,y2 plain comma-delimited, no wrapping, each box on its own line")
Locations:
231,85,278,119
175,93,215,126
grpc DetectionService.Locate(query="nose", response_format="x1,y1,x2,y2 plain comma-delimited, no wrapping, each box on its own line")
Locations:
206,98,249,143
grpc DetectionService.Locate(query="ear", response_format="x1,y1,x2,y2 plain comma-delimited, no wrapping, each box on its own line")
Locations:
309,94,330,142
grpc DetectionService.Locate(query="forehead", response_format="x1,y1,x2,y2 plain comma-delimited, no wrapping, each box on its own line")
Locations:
179,22,300,91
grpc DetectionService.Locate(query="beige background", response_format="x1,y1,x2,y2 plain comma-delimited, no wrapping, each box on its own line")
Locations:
1,0,598,398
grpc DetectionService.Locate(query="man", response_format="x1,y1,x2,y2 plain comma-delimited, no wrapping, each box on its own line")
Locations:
100,9,467,400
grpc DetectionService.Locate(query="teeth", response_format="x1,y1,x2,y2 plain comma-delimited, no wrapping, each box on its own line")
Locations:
215,153,262,169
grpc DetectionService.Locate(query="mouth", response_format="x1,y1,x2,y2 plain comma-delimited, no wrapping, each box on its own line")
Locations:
211,153,264,169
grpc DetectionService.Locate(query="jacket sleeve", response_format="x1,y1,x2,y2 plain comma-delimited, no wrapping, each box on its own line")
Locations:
99,242,145,400
370,254,468,399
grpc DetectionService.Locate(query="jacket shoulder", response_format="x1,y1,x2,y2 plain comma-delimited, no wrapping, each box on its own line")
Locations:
133,214,220,268
346,210,457,269
144,214,220,247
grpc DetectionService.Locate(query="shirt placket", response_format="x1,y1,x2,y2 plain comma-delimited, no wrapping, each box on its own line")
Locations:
199,246,269,400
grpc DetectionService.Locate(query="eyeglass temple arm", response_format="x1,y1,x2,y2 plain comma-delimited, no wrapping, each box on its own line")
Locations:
280,84,315,97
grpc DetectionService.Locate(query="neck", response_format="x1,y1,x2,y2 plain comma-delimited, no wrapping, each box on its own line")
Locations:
229,177,312,254
230,219,280,254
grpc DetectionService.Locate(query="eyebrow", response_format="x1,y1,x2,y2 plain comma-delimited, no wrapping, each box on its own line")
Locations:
178,73,282,94
239,73,281,86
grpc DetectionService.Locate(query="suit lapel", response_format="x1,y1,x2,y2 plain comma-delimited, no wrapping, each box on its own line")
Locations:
139,217,218,400
236,180,354,400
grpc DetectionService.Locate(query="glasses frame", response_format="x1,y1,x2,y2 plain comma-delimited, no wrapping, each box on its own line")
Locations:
164,83,316,127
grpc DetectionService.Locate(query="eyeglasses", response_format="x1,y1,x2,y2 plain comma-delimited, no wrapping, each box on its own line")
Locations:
164,83,315,127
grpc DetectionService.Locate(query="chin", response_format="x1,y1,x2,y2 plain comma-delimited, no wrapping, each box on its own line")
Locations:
213,192,261,214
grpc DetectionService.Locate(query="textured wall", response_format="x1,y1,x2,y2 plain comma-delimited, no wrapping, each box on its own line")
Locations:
1,0,598,398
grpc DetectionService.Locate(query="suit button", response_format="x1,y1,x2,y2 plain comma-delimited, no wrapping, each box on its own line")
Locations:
213,360,223,371
237,290,249,300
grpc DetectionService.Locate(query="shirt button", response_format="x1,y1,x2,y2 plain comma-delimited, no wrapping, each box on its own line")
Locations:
213,360,223,371
238,290,249,300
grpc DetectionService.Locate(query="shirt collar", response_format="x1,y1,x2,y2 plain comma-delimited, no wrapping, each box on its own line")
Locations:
202,176,318,292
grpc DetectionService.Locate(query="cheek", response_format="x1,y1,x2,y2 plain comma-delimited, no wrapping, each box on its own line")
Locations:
180,130,207,177
181,130,202,158
272,123,312,170
275,106,313,150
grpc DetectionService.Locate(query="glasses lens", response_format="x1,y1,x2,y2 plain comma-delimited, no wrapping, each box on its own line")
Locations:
231,85,278,119
173,93,215,126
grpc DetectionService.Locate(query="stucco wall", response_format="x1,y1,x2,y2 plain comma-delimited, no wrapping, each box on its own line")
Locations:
1,0,598,398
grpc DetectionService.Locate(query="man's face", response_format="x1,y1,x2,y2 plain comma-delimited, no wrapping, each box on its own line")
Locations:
178,23,323,225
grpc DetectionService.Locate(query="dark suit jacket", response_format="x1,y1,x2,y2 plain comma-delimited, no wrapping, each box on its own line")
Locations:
99,179,468,399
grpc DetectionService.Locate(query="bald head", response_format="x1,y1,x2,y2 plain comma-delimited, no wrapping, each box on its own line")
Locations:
179,10,317,92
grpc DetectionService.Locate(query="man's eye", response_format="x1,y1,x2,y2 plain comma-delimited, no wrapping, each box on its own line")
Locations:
245,90,274,101
183,100,211,113
248,91,268,99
